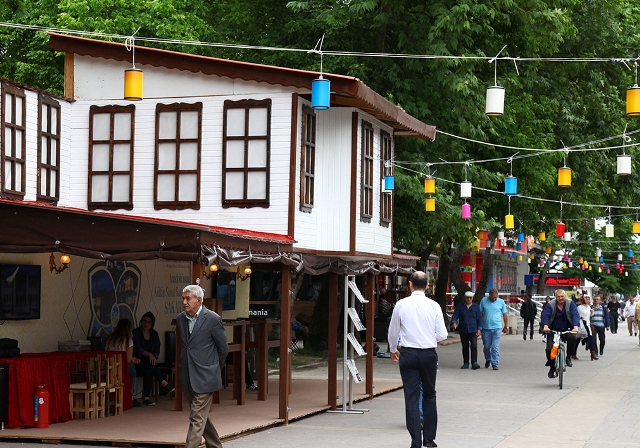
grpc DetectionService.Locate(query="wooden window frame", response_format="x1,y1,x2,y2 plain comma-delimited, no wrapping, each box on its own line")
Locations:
88,104,135,211
1,83,26,199
300,105,316,212
222,99,271,209
154,102,203,211
360,120,374,222
37,95,61,203
380,130,393,226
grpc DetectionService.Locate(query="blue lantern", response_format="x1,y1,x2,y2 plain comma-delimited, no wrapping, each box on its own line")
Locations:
599,256,604,263
628,249,634,258
505,176,517,195
383,175,395,191
516,242,522,250
311,77,330,110
634,263,637,269
517,232,525,242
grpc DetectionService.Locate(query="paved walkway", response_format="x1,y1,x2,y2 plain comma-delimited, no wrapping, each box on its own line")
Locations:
4,330,640,448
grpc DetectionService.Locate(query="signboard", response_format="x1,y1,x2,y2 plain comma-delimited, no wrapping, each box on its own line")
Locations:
248,302,277,319
524,274,581,287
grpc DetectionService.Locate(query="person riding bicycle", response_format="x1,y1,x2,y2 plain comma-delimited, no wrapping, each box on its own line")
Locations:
540,289,580,379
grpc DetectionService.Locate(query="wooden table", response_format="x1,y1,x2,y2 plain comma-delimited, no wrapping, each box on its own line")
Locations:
246,319,281,401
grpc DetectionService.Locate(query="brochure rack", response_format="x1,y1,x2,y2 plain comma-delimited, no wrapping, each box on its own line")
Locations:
327,275,370,414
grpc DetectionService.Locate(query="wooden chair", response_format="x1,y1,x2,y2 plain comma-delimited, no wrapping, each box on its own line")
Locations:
94,354,107,418
69,357,100,420
105,353,124,416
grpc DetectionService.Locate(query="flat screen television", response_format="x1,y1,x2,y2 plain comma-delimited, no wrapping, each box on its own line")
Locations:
0,264,41,320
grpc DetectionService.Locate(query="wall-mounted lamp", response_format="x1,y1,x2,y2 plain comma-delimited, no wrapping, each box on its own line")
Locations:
238,265,252,282
49,252,70,274
203,263,218,280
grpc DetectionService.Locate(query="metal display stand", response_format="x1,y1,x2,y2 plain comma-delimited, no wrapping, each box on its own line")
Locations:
327,275,370,414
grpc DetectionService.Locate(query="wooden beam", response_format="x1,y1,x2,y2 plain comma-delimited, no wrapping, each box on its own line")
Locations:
327,272,338,409
279,267,292,422
366,274,374,398
64,52,74,99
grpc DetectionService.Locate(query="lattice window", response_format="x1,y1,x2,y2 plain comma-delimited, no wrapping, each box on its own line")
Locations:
1,84,26,198
380,131,393,225
360,121,374,222
300,106,316,212
37,95,61,202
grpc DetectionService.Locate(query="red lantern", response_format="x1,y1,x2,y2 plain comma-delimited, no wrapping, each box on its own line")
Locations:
555,222,566,237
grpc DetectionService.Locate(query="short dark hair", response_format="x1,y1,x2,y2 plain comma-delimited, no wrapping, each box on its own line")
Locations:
409,271,428,290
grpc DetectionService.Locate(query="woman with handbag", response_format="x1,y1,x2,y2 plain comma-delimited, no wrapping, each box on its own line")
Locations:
577,295,598,360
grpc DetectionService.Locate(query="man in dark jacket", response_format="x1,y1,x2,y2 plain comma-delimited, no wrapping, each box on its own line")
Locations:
520,294,538,340
541,289,580,378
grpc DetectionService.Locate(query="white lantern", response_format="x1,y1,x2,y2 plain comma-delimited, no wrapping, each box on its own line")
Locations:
596,248,602,258
460,181,472,199
605,224,614,238
498,231,505,240
618,154,632,175
486,86,505,116
563,231,571,242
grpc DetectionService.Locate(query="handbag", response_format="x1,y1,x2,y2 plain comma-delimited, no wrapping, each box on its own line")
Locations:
577,320,588,338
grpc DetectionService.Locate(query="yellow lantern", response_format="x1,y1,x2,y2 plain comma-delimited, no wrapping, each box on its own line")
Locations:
518,255,523,261
538,231,546,242
424,177,436,194
578,257,583,264
529,253,535,260
627,85,640,116
505,214,514,229
558,167,571,187
124,68,144,101
634,221,640,234
545,246,552,255
425,197,435,212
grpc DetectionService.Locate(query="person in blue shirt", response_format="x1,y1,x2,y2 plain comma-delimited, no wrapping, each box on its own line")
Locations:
451,291,483,369
479,289,509,370
541,289,580,378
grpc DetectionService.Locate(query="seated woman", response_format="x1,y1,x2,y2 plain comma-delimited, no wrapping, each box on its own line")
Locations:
105,319,142,407
132,312,174,405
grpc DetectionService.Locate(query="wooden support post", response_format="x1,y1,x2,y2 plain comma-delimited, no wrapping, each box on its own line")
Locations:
366,274,374,399
279,267,292,423
328,272,338,410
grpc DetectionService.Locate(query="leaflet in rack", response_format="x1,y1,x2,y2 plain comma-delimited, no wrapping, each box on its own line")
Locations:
347,333,366,356
348,307,366,331
347,280,369,303
346,358,363,384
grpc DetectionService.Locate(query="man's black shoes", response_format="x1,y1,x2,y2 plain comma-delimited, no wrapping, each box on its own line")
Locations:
423,441,437,447
548,367,556,378
566,359,573,367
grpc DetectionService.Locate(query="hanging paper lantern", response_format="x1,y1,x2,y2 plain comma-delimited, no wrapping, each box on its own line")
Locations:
124,68,144,101
517,232,525,242
529,253,535,259
632,257,636,263
627,84,640,116
538,231,546,242
605,223,614,238
563,231,571,242
505,176,517,195
617,154,632,176
426,197,436,212
460,181,472,199
545,246,552,255
478,230,489,241
569,262,573,268
596,248,602,258
555,222,566,237
607,269,611,274
516,242,522,251
634,263,637,269
383,176,395,191
626,271,629,276
599,256,604,263
505,214,514,229
424,177,436,194
578,257,584,264
311,77,331,110
486,85,505,116
462,203,471,219
634,222,640,234
628,249,634,258
616,262,621,269
581,264,585,271
558,167,572,187
618,253,623,261
498,231,505,240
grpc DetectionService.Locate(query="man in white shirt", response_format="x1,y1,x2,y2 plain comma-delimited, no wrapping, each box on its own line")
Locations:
623,296,637,336
388,271,448,448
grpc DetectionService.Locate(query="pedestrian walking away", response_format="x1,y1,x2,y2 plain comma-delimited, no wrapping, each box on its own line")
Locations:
177,285,229,448
480,289,508,370
388,271,448,448
520,294,538,340
451,291,482,370
541,289,580,378
607,294,621,334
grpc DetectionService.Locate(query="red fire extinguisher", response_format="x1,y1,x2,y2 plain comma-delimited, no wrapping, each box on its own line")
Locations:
34,383,49,428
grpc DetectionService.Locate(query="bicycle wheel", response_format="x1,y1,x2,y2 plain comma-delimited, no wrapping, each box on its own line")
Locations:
557,346,565,389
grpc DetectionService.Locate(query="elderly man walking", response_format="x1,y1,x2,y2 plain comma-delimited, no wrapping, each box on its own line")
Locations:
480,289,509,370
388,271,448,448
177,285,229,448
623,296,637,336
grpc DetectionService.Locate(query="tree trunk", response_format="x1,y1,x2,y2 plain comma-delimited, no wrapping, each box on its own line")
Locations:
433,242,451,316
449,244,471,296
537,263,550,295
475,246,495,303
